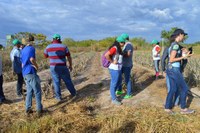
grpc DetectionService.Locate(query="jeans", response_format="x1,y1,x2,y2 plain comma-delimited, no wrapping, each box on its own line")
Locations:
109,69,122,100
24,74,43,111
154,60,160,72
166,67,180,106
50,66,76,100
118,66,132,95
0,75,5,102
16,73,24,95
165,67,188,109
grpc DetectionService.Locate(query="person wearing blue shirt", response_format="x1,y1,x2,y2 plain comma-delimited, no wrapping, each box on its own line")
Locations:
21,35,43,116
10,39,24,97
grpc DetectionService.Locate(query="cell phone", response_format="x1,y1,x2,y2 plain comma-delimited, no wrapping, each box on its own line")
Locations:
188,47,193,54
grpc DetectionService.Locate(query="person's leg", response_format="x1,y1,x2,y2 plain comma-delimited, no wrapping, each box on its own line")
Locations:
123,66,132,96
116,67,123,93
165,69,177,109
0,75,5,102
24,75,33,112
50,68,62,100
154,60,160,79
30,74,43,112
174,70,194,114
60,68,76,96
17,73,23,96
109,69,120,101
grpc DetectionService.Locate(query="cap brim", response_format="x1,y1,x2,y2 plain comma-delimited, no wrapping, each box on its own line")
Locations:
184,33,188,36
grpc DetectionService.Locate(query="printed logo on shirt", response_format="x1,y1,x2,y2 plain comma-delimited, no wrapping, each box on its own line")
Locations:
172,44,179,50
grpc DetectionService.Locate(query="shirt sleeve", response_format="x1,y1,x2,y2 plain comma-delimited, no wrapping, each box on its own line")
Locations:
44,48,48,58
65,46,71,56
109,47,117,56
155,46,161,52
172,44,179,51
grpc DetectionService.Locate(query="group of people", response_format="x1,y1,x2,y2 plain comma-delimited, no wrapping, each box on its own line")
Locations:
105,33,133,105
0,29,195,116
105,29,195,115
151,29,194,114
0,34,77,117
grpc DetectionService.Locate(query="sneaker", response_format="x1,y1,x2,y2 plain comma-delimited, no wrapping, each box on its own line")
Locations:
112,100,122,105
180,109,195,114
123,95,132,99
116,90,123,95
25,109,33,117
164,109,175,115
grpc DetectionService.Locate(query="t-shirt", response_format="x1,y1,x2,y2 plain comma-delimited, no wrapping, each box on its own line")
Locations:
152,45,161,60
108,46,123,70
168,42,181,67
44,43,70,67
122,42,133,67
21,45,37,76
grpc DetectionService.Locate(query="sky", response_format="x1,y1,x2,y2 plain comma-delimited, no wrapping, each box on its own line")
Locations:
0,0,200,46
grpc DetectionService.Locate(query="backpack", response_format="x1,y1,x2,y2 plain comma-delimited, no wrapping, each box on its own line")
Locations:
101,50,111,68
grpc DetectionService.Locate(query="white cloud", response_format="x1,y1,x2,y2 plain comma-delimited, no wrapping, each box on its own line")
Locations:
0,0,200,43
150,8,173,21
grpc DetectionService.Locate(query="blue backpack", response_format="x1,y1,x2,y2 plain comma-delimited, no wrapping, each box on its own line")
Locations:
101,50,111,68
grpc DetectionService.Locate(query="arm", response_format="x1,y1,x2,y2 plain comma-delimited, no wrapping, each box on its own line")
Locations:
30,57,38,71
44,48,48,58
66,55,73,71
105,50,117,64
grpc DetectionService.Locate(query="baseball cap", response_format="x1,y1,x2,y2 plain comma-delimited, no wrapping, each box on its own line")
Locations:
151,39,159,45
116,36,126,43
12,39,21,46
171,29,188,37
121,33,129,41
53,34,61,40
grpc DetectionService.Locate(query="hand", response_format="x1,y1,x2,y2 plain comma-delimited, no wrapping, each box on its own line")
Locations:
32,65,38,71
184,51,193,59
68,66,73,72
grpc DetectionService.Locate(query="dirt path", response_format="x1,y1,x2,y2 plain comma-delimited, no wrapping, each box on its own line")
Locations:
1,52,200,116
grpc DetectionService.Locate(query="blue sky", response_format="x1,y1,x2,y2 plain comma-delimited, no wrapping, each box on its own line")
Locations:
0,0,200,46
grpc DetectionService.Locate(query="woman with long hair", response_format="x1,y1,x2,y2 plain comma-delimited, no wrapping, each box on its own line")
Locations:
105,36,125,105
164,29,194,114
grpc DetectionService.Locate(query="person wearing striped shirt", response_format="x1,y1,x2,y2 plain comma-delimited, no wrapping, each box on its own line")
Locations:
44,34,76,102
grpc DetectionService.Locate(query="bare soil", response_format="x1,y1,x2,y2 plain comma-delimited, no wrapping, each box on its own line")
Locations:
1,52,200,129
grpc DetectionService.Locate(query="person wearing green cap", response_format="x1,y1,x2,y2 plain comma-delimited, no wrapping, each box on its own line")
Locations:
44,34,77,102
104,36,125,105
10,39,24,97
116,33,133,99
151,39,161,80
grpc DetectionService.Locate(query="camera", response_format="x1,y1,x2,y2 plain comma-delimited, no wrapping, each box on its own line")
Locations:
188,47,193,54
